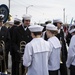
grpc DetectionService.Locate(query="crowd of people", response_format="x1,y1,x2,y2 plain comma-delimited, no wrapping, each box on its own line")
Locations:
0,14,75,75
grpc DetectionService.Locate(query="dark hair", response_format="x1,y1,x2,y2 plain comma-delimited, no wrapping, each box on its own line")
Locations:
22,19,30,23
53,23,57,26
14,21,20,25
32,32,42,36
45,21,51,24
22,19,24,23
53,22,62,26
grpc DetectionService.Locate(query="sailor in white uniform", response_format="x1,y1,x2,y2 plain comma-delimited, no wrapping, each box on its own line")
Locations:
46,24,61,75
66,28,75,75
23,25,50,75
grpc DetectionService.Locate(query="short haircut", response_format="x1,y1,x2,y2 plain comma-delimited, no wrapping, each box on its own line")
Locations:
53,22,62,26
48,30,58,35
14,21,20,25
32,32,42,36
53,23,57,26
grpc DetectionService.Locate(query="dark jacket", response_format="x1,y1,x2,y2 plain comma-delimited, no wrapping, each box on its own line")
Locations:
0,26,10,53
9,25,17,55
12,25,32,61
56,29,67,64
66,32,72,46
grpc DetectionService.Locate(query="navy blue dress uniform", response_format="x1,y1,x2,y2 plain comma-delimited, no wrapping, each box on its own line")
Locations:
0,14,10,73
9,18,21,75
53,19,68,75
66,32,72,46
12,14,32,75
0,26,10,68
9,18,21,55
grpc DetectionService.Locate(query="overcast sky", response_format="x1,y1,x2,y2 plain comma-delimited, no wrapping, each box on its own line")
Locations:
0,0,75,24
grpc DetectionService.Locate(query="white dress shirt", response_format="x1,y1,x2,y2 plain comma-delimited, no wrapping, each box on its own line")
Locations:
23,38,50,75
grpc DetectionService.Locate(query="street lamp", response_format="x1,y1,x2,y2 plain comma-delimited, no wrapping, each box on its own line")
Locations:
26,5,33,14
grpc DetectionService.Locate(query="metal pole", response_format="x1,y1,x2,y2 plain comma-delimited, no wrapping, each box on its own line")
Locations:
63,8,65,24
8,0,10,12
26,7,28,14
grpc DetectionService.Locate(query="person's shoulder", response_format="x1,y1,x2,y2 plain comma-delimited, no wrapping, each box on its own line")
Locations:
16,25,23,30
71,35,75,40
2,26,7,29
11,25,17,28
13,25,22,31
54,36,60,41
42,39,50,45
25,42,32,48
69,35,75,44
2,26,8,32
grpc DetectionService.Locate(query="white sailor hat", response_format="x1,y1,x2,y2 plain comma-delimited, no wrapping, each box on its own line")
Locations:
14,18,21,22
22,14,31,20
46,24,58,31
53,19,62,24
28,25,44,32
69,28,75,33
